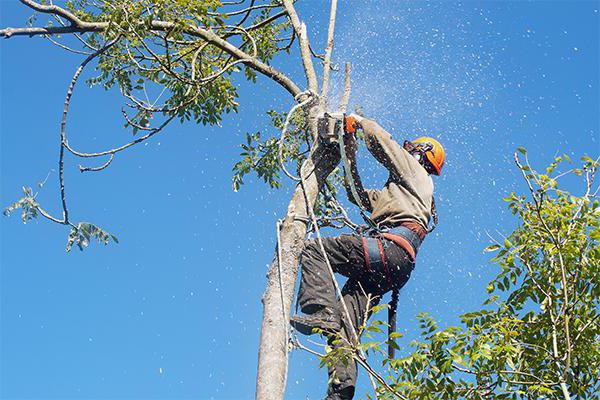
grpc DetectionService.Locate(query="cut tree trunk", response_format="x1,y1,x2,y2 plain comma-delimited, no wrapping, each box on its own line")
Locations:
255,107,340,400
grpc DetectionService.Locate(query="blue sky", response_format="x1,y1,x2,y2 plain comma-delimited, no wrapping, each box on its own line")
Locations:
1,1,598,399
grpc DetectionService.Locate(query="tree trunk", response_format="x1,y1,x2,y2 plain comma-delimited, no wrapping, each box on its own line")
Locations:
255,109,340,400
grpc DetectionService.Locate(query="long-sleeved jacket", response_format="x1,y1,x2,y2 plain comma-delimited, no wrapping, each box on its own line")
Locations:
351,119,434,231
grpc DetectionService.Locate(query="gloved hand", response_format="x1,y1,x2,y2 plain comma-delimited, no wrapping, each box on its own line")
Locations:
344,114,360,135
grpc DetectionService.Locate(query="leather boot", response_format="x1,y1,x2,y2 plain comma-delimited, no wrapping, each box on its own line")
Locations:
290,308,341,336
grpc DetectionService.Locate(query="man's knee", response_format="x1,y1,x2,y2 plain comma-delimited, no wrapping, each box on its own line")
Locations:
303,238,318,251
300,239,319,261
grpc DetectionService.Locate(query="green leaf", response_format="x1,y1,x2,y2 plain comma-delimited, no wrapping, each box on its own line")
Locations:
484,244,501,252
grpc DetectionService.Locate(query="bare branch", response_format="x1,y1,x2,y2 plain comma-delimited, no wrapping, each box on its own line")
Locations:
573,313,600,343
65,115,175,159
20,0,95,28
59,37,121,223
321,0,338,101
281,0,318,92
209,1,277,18
51,13,99,51
339,63,351,113
45,35,93,55
79,154,114,173
1,25,104,37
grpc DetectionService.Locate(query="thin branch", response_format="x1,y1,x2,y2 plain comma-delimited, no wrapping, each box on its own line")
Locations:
339,63,351,113
38,205,68,225
321,0,338,101
79,154,114,173
45,35,92,55
245,10,287,31
65,115,175,158
573,313,600,344
292,337,325,358
281,0,318,92
20,0,94,27
209,1,277,18
51,13,98,51
59,37,121,223
354,355,407,400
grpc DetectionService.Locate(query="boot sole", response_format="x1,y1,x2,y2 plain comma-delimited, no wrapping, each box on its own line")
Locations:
290,316,340,336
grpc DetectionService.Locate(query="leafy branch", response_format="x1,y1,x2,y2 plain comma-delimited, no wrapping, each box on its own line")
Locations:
317,152,599,399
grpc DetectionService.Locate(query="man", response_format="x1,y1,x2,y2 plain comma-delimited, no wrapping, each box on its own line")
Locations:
290,113,445,400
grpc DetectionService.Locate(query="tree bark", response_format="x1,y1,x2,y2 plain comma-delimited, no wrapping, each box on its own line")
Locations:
255,110,340,400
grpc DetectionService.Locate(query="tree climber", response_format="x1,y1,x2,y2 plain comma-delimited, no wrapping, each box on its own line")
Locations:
290,113,445,400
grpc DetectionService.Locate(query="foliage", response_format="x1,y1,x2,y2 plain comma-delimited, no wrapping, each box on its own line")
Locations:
3,186,40,222
321,152,599,399
231,108,310,192
231,108,356,226
4,186,118,252
66,222,119,252
4,0,295,251
66,0,291,130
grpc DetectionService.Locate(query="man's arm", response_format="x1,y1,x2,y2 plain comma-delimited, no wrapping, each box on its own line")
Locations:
342,127,376,212
350,115,416,179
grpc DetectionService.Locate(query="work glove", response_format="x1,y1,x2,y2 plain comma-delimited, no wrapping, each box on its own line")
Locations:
344,114,358,135
345,113,365,133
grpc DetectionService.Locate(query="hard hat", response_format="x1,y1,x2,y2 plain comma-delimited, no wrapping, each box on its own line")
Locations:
412,137,445,175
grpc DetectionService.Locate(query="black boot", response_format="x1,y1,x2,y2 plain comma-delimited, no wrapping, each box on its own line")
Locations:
325,386,355,400
290,308,341,336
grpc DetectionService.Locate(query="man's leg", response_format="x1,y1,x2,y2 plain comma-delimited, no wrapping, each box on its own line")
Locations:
326,278,383,400
296,235,365,314
327,240,416,398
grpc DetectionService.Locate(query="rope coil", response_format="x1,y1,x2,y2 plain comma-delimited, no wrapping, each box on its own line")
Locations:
277,90,316,182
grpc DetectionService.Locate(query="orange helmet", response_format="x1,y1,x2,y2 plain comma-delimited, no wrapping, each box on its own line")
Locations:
412,137,445,176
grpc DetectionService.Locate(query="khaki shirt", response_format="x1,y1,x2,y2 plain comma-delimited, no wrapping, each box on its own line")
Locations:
359,119,434,231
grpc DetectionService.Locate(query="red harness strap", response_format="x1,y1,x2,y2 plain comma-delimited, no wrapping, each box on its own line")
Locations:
377,238,393,287
361,235,393,286
381,233,416,262
361,237,373,273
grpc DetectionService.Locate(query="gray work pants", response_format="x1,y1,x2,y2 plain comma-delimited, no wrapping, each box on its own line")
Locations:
297,234,415,399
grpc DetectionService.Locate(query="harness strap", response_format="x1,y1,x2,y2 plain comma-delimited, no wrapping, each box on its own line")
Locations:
361,237,373,273
362,236,392,287
377,238,392,287
429,196,438,233
381,225,423,262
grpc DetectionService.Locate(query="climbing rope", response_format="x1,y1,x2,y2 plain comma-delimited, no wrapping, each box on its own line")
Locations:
333,114,406,359
275,219,289,335
295,126,387,395
275,91,362,346
298,165,362,346
275,94,410,397
275,218,292,384
335,115,378,231
278,90,316,182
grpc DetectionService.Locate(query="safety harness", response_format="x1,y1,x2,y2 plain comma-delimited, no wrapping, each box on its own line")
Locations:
362,226,423,278
336,115,436,358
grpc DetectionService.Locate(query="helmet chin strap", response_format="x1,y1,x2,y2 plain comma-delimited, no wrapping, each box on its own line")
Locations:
404,140,434,170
